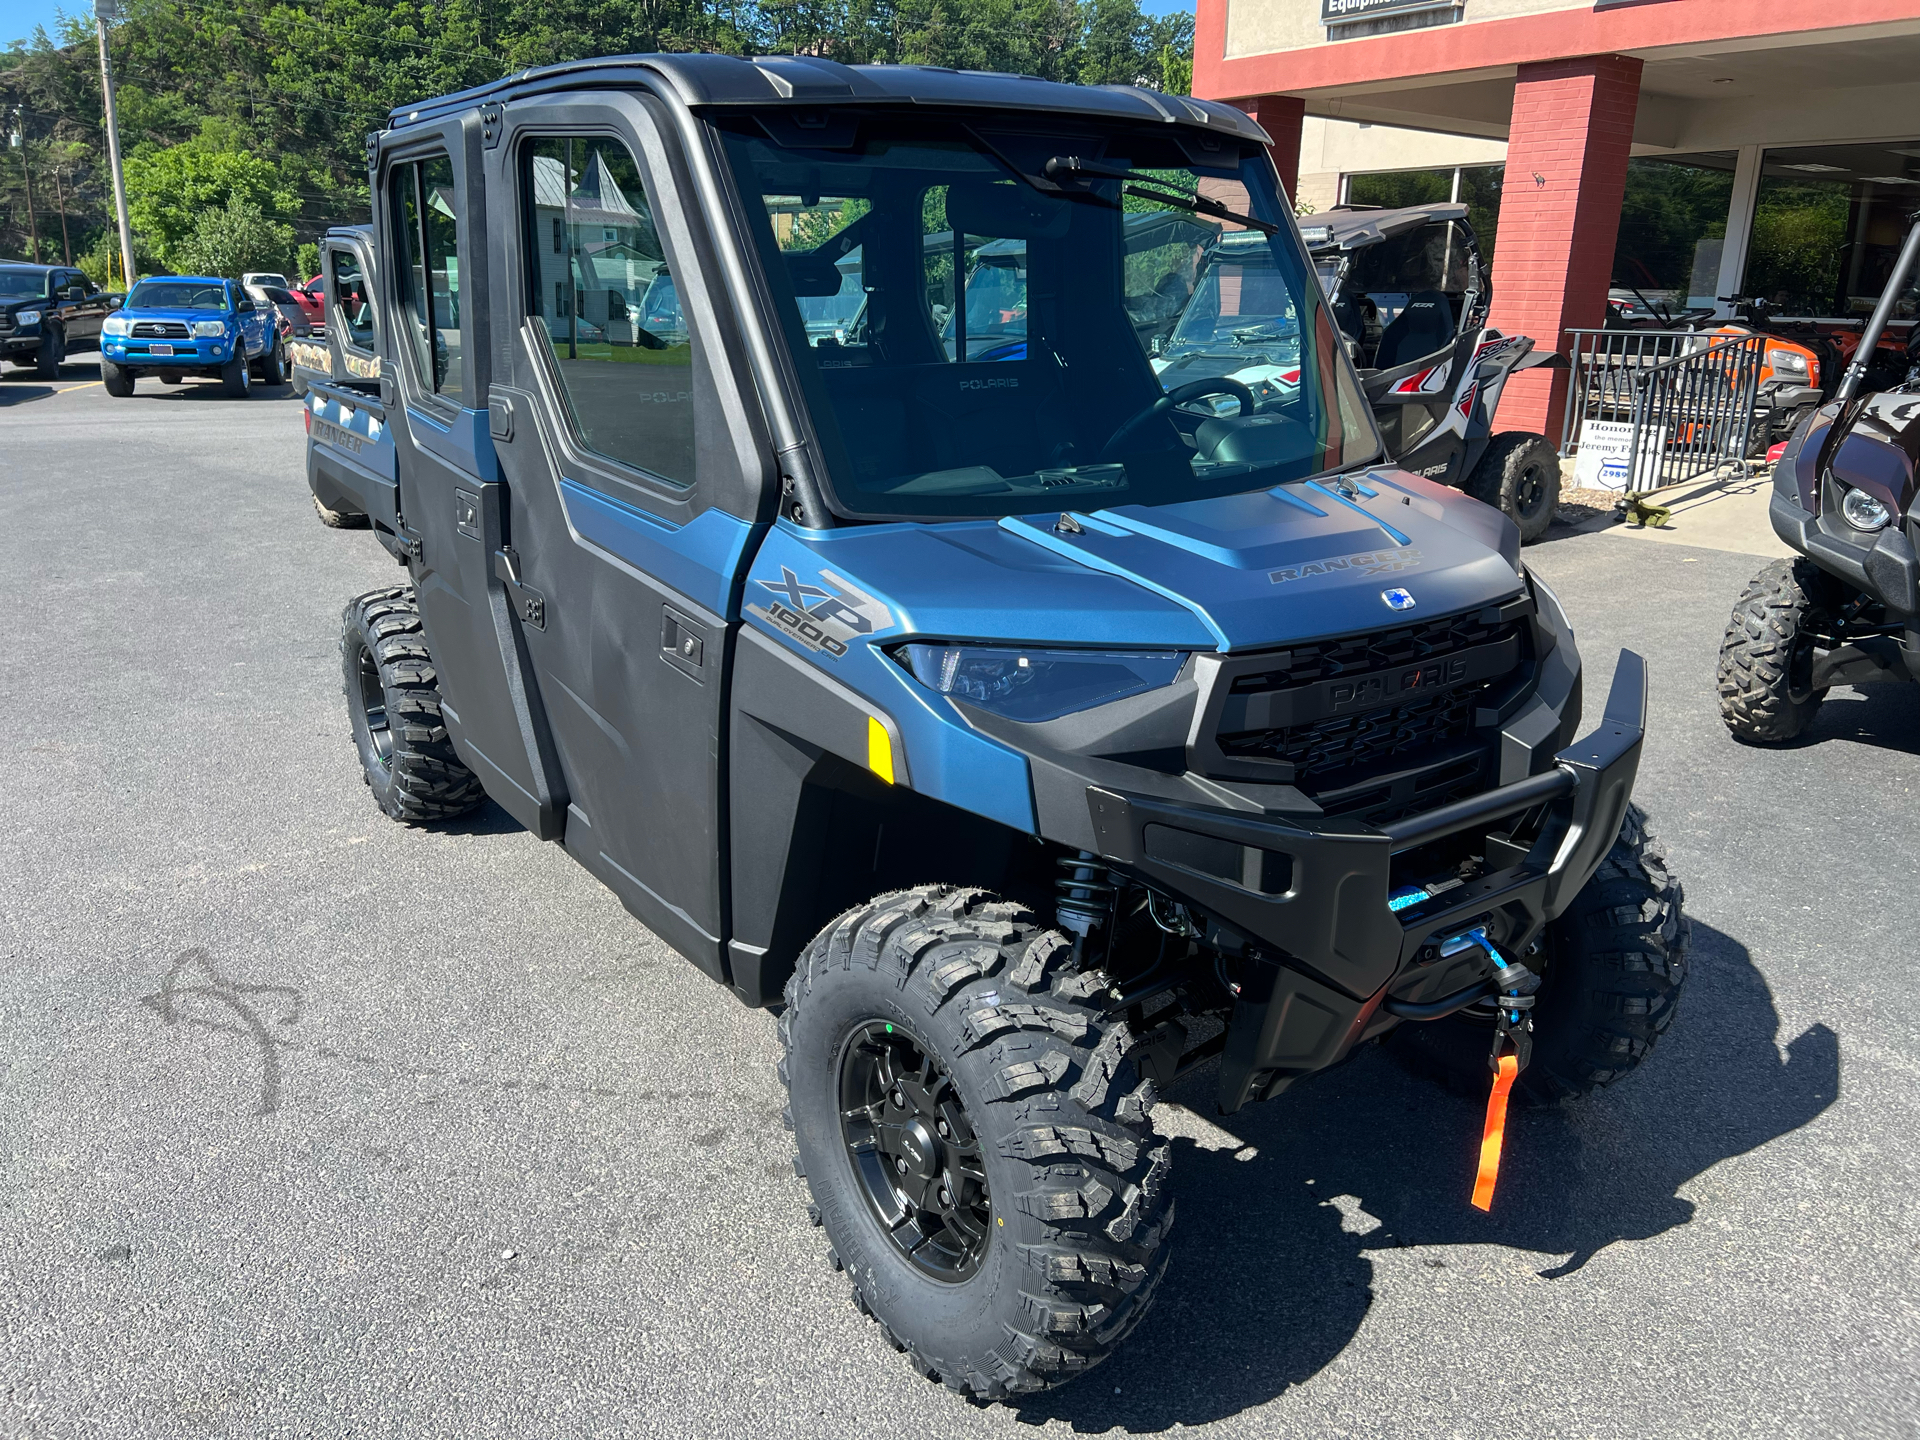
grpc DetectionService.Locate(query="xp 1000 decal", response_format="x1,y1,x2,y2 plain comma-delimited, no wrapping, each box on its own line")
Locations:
747,566,894,659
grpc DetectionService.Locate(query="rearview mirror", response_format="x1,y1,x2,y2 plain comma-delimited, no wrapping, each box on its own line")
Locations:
946,181,1071,241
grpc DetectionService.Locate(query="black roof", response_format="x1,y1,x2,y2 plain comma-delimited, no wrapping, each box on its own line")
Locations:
1298,203,1470,253
387,53,1268,146
0,260,53,270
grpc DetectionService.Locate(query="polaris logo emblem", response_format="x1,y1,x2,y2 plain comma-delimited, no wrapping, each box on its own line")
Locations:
1382,588,1416,611
959,376,1017,390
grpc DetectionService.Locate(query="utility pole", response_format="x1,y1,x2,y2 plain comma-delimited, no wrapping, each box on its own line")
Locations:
12,109,39,263
95,0,137,288
53,167,72,264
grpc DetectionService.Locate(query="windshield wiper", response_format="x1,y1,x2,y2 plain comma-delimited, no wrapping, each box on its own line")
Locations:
1041,156,1279,235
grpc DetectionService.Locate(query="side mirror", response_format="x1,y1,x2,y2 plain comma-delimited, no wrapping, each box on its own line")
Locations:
236,298,256,312
68,285,87,301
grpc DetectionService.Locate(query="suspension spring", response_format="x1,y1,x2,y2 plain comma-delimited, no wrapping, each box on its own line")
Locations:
1054,851,1117,939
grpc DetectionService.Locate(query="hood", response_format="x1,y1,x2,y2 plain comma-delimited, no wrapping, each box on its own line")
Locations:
119,305,236,322
1001,468,1522,652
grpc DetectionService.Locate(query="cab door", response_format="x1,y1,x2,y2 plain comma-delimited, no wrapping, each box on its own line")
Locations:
307,233,399,532
378,123,568,840
478,94,772,983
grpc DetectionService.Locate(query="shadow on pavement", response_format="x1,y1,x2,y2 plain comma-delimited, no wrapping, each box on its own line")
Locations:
1013,918,1837,1432
1760,684,1920,759
423,798,528,838
0,383,59,405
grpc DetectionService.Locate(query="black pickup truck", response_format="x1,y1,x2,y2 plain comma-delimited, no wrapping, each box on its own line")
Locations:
0,262,117,378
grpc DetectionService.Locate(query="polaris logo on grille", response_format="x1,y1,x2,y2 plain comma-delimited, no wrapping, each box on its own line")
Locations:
1269,547,1423,585
1382,588,1417,611
1329,655,1468,710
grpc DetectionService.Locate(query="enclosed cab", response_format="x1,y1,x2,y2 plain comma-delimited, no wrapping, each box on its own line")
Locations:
325,57,1687,1398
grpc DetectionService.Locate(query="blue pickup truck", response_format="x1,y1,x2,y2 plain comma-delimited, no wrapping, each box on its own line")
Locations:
99,275,284,397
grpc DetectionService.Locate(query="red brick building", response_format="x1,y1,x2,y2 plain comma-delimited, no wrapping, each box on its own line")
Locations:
1197,1,1920,434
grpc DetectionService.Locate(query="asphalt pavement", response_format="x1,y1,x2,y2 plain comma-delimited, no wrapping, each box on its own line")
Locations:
4,359,1916,1439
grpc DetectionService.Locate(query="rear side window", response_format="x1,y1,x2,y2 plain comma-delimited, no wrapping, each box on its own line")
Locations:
522,134,695,487
393,154,465,401
329,247,376,352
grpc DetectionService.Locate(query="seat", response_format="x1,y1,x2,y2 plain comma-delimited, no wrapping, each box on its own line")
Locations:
1373,290,1457,370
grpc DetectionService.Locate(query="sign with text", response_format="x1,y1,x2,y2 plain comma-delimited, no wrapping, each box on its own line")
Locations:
1574,419,1667,492
1323,0,1458,22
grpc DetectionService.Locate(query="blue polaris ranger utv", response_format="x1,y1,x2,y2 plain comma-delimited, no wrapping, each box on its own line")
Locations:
327,56,1688,1398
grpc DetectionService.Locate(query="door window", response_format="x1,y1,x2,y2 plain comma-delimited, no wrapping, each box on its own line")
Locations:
522,134,695,486
393,154,465,401
329,247,377,352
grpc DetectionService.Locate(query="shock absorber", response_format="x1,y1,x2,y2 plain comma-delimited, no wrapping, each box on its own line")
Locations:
1055,850,1117,967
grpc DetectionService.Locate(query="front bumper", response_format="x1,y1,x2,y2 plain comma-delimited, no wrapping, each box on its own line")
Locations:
1081,650,1649,1112
104,336,236,368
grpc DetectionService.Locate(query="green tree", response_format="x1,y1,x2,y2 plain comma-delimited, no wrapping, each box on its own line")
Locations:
123,122,299,265
172,194,295,280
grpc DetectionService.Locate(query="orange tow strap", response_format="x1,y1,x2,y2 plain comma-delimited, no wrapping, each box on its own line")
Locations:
1470,1053,1520,1211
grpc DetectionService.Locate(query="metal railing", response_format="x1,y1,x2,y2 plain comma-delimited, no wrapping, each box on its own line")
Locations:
1559,329,1767,493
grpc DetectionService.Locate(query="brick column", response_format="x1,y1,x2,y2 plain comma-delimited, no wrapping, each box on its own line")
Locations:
1488,55,1641,439
1234,94,1306,207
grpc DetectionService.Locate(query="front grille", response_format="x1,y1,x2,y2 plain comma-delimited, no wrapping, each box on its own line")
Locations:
1227,609,1523,696
1214,604,1531,826
132,321,190,339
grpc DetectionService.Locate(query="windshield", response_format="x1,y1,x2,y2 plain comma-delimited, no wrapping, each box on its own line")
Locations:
721,115,1375,520
127,281,230,312
0,270,48,300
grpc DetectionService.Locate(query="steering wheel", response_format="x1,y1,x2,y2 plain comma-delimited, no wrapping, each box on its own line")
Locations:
1100,377,1258,461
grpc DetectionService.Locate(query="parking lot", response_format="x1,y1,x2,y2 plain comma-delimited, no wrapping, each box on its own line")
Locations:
4,359,1917,1439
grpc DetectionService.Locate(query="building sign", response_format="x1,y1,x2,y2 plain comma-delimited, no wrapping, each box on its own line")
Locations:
1322,0,1457,22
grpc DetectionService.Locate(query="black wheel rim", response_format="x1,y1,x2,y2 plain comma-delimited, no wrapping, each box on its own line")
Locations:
1786,628,1820,705
1514,464,1551,522
838,1020,992,1283
355,641,393,766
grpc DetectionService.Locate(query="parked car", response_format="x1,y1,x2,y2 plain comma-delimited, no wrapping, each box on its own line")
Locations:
0,262,115,378
285,278,327,332
245,281,316,343
98,275,283,397
241,270,293,291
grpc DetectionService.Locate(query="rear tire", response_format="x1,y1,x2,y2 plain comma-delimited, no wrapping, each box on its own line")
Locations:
341,586,484,823
260,337,287,386
314,493,369,529
220,353,252,398
782,885,1171,1398
1466,432,1561,545
158,372,182,385
100,356,134,397
1717,558,1838,743
1390,806,1689,1106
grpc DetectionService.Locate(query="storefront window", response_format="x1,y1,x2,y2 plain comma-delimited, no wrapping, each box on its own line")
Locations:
1612,153,1736,316
1745,144,1920,320
1344,164,1503,259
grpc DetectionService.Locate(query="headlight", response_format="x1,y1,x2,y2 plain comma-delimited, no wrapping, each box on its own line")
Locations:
15,310,40,327
101,313,130,337
192,320,228,338
1767,348,1810,379
899,644,1186,723
1841,487,1891,532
